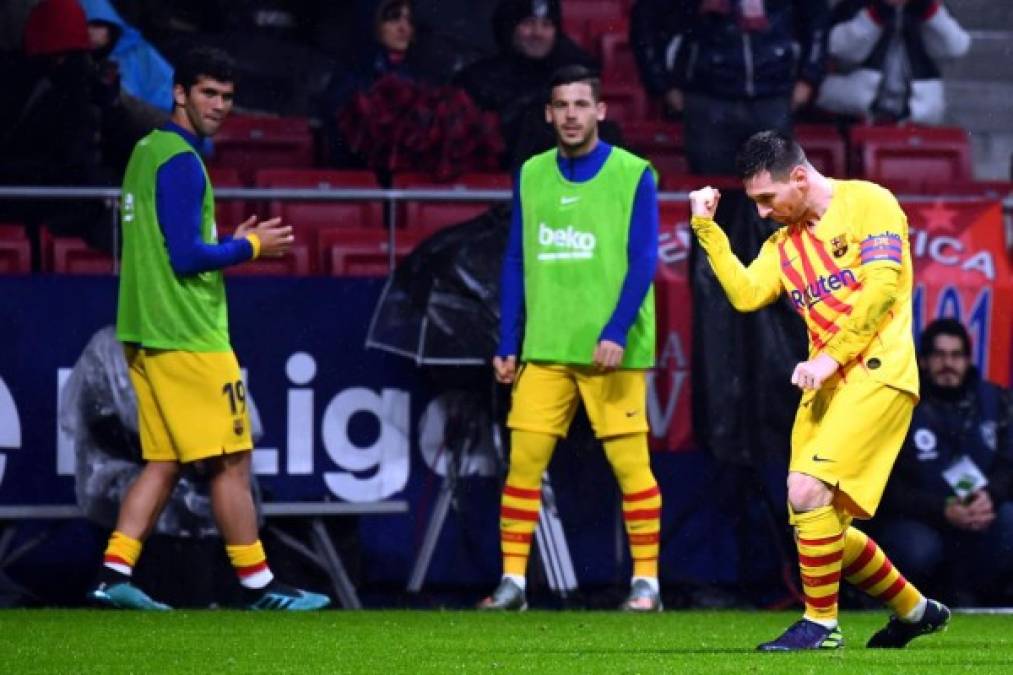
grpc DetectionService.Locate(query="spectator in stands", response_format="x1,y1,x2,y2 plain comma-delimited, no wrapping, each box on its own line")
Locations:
454,0,614,171
80,0,174,112
318,0,427,167
630,0,830,175
816,0,970,125
875,319,1013,605
0,0,117,254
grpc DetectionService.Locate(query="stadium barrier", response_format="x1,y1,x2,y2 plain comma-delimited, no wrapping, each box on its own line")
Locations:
0,186,1011,598
0,500,408,609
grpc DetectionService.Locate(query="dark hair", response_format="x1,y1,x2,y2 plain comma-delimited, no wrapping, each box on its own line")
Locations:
735,130,809,180
548,64,601,102
173,46,236,90
378,0,411,23
919,318,971,357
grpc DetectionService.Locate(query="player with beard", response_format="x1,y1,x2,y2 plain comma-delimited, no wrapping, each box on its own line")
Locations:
479,64,663,612
689,130,950,650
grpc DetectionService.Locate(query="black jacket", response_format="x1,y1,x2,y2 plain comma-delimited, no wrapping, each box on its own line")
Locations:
880,370,1013,529
630,0,829,99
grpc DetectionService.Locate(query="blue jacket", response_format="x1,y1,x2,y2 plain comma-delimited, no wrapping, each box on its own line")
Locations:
882,370,1013,527
80,0,175,111
630,0,829,99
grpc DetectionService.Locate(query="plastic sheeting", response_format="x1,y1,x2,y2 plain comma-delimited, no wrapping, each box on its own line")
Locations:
367,203,510,365
59,326,264,537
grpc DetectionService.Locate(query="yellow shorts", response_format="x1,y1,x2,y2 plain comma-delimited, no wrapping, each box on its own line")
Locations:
790,369,915,519
124,345,253,464
506,362,650,439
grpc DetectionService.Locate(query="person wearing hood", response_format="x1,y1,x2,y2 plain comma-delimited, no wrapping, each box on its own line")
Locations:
453,0,609,171
318,0,424,167
874,318,1013,606
80,0,174,112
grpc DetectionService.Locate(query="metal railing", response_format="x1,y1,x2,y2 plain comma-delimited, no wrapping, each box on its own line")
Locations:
1,186,1011,272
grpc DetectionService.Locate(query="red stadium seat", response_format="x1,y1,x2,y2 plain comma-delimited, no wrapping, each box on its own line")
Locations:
600,32,637,82
51,237,114,275
207,166,249,231
0,223,27,239
321,228,421,277
0,239,30,274
255,169,385,274
225,242,311,276
256,169,384,229
794,124,846,177
659,173,740,192
563,2,626,49
624,121,685,173
849,124,973,190
209,115,314,184
393,172,510,234
601,83,648,125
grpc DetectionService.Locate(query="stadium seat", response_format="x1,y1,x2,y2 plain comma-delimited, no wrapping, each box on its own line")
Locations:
209,115,315,185
601,84,648,126
0,239,30,274
659,173,740,192
207,167,249,230
255,169,385,274
321,227,421,277
392,172,510,234
849,124,973,190
563,2,626,48
794,124,846,177
51,237,114,275
256,169,384,229
622,121,688,179
600,32,637,82
225,242,311,276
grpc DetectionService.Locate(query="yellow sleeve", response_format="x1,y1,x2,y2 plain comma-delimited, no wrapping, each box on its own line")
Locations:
822,185,906,364
690,215,783,312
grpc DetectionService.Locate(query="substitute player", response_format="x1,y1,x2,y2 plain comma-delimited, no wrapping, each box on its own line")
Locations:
689,130,949,650
479,65,663,612
88,46,328,611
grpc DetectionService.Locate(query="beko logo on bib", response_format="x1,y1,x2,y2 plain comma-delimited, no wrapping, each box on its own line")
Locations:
537,223,596,260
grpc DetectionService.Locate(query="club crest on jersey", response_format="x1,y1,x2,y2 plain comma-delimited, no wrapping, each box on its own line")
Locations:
831,235,848,258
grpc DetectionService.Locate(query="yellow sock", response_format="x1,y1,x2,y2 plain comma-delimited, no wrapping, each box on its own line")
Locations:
500,430,556,577
603,434,661,579
842,527,923,617
226,540,274,589
792,505,847,624
103,531,142,576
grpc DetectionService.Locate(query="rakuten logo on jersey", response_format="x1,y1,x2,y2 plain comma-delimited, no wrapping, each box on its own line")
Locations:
537,223,596,261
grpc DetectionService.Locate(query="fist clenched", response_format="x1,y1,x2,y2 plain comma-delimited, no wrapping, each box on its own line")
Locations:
689,186,721,220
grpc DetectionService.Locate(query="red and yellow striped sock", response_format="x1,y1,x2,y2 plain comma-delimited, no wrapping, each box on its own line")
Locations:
500,430,557,577
226,540,275,590
103,531,142,576
604,434,661,579
793,505,847,624
842,527,924,617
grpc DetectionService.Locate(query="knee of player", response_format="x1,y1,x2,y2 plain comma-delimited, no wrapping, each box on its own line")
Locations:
786,473,832,512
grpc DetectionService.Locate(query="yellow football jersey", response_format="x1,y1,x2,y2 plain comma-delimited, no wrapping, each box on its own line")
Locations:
692,179,918,397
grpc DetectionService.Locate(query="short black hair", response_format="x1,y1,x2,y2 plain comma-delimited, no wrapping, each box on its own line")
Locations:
735,130,809,180
173,46,236,90
919,318,971,357
548,64,601,103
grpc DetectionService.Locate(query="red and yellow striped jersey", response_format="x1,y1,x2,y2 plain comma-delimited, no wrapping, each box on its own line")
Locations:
692,179,918,397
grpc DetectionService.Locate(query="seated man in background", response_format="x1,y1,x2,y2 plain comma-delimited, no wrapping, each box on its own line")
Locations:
875,318,1013,605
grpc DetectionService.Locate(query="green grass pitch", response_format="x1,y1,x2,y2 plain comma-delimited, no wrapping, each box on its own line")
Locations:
2,609,1011,673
